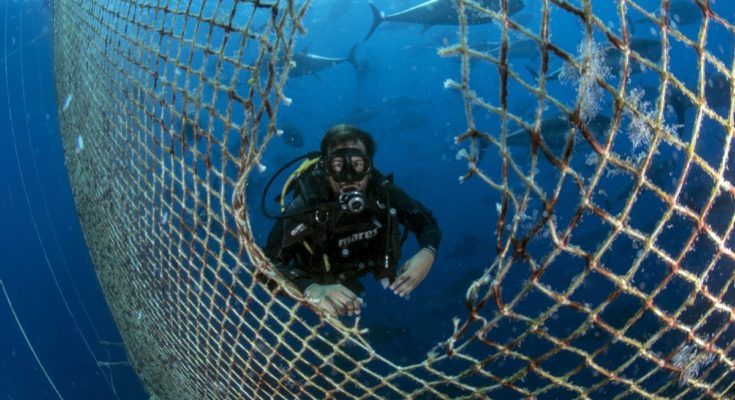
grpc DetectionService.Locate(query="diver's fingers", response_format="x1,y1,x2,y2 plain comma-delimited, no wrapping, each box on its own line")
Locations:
392,279,412,296
389,270,411,291
318,299,339,317
333,289,361,316
399,279,419,297
398,259,415,275
339,297,361,317
334,285,358,301
324,296,348,316
327,293,350,315
392,274,416,297
331,287,355,307
348,297,362,316
391,267,416,290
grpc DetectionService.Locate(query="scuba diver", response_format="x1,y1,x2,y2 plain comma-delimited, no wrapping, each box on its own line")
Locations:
263,124,441,318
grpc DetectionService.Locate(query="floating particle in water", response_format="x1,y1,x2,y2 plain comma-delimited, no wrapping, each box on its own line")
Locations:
74,135,84,154
62,93,73,112
162,210,169,224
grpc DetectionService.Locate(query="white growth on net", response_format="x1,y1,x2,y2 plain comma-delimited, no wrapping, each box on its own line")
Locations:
75,135,84,154
62,93,73,112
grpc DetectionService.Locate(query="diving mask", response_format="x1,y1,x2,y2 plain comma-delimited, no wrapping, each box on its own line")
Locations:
324,147,371,183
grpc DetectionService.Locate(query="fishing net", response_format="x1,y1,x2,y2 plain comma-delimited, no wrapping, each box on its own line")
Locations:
53,0,734,398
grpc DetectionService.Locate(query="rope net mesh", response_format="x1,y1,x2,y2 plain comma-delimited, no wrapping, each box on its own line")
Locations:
52,0,734,399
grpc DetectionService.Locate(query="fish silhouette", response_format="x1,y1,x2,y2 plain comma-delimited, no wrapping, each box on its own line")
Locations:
365,0,525,40
290,44,359,78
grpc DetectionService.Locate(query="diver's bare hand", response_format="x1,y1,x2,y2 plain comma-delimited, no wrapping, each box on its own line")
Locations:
304,283,362,317
390,248,436,298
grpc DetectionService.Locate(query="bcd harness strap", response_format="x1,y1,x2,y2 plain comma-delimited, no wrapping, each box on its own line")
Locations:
282,160,401,276
301,241,331,273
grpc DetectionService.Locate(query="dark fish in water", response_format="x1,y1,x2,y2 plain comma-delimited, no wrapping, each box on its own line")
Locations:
525,65,562,83
638,84,690,126
280,125,305,148
636,0,704,27
629,38,662,61
642,70,732,126
505,39,540,60
705,70,733,111
181,103,209,146
488,39,540,60
374,20,416,32
386,109,429,131
667,0,705,26
511,12,533,26
507,116,570,148
365,0,526,40
506,114,611,153
666,87,690,126
448,265,494,297
708,193,735,223
290,44,359,78
674,70,732,123
466,40,498,53
343,104,383,124
603,157,681,208
381,95,433,109
466,39,539,61
606,38,662,73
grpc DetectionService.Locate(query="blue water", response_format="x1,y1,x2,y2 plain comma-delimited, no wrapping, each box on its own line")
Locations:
2,0,734,399
1,2,146,399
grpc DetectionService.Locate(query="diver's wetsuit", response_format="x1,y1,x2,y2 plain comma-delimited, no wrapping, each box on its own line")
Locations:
264,169,441,295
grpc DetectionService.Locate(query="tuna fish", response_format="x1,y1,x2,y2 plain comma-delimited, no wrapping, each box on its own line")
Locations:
507,114,612,154
290,44,359,78
365,0,525,40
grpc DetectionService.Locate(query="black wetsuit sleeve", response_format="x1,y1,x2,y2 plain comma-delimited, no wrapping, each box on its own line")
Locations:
263,203,317,293
389,184,441,253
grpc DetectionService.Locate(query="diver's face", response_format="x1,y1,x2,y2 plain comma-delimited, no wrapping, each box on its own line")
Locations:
326,140,370,193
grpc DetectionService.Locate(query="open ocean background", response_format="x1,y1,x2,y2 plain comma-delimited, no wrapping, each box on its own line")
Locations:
2,0,734,398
